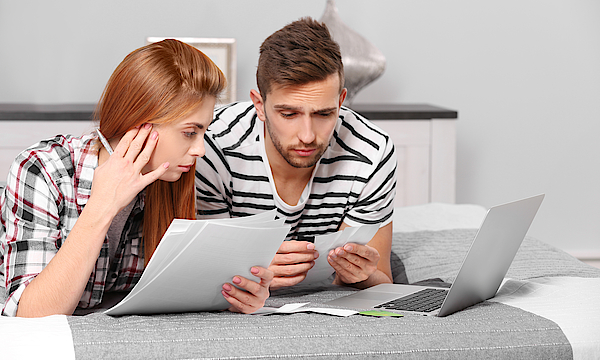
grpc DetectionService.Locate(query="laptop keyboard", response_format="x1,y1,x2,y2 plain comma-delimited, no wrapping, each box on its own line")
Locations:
374,288,449,313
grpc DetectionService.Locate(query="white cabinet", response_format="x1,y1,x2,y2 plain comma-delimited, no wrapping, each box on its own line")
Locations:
0,120,95,183
0,104,458,208
352,104,457,207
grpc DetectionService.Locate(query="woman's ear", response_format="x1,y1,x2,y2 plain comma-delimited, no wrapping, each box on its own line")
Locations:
250,89,266,122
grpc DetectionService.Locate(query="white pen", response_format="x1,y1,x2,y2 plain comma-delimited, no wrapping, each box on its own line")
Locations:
95,128,114,155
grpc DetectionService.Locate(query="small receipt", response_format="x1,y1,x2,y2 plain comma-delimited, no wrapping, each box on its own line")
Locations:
253,302,359,317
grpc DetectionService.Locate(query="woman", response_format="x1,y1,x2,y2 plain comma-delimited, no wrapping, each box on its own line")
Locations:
0,39,273,317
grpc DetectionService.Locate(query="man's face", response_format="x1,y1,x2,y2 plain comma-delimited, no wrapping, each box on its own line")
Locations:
256,75,346,169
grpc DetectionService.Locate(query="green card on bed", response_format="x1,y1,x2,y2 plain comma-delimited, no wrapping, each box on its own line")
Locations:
358,310,404,317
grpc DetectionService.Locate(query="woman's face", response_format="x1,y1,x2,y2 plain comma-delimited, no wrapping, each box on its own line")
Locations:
143,96,216,182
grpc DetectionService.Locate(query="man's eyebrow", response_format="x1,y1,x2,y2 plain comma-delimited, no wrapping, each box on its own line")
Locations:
273,105,338,113
314,107,338,113
273,104,301,111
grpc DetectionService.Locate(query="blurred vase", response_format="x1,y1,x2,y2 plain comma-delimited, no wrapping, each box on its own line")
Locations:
319,0,386,105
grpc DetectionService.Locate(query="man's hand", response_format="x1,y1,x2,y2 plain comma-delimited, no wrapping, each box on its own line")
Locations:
268,241,319,289
222,266,273,314
327,243,380,285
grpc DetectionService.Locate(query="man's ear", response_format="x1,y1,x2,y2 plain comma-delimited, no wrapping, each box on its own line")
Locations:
338,88,348,108
250,89,266,122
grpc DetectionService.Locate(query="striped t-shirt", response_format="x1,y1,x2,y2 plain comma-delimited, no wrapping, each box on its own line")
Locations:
195,102,397,240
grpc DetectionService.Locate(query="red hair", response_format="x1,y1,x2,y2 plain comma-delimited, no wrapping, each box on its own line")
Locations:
94,39,226,265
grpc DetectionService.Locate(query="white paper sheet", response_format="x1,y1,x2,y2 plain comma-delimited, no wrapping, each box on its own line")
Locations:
105,212,290,316
141,210,281,285
254,302,358,317
0,315,75,359
490,277,600,360
302,224,380,285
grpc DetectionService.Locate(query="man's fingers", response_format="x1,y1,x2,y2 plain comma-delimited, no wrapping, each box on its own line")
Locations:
343,243,379,261
277,240,315,254
270,274,308,290
334,251,365,269
269,262,314,277
270,251,318,266
328,253,363,283
328,244,381,285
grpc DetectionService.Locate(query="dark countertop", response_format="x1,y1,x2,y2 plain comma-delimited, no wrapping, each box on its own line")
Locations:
0,103,96,120
350,103,457,120
0,103,457,121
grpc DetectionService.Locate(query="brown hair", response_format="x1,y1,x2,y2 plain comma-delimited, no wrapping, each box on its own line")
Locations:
257,17,344,102
95,39,226,265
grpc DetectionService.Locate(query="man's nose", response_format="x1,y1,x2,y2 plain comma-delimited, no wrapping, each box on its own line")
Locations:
298,117,316,144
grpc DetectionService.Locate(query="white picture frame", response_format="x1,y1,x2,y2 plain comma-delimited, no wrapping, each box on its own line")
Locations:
146,37,237,104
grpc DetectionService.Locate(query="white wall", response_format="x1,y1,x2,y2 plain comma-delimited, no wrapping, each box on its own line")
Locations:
1,0,599,256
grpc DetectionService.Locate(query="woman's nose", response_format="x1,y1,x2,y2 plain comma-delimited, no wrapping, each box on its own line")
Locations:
190,137,205,157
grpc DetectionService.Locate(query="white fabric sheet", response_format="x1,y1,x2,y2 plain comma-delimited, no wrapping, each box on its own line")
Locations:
491,276,600,360
0,314,75,359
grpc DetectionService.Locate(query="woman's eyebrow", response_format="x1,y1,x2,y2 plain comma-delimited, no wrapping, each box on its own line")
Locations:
184,122,204,129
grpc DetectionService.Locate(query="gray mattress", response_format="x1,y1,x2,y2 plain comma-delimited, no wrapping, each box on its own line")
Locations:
68,229,600,359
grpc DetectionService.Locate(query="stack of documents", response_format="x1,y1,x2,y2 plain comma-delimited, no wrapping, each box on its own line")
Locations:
105,210,289,316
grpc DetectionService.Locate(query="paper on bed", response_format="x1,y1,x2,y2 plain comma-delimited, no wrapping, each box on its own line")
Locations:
253,302,359,317
302,224,379,285
105,213,289,316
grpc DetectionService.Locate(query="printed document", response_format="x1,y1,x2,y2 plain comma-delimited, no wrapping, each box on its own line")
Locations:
302,224,380,285
105,210,289,316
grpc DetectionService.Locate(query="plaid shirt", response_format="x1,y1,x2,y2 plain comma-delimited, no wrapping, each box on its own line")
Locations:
0,134,145,316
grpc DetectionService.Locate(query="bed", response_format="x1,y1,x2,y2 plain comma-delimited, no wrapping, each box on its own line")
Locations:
2,202,600,359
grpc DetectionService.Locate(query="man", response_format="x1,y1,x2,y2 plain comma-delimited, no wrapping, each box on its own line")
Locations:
196,17,396,290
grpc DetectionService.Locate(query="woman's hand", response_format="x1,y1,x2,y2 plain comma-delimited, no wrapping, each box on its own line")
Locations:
91,124,169,216
222,266,274,314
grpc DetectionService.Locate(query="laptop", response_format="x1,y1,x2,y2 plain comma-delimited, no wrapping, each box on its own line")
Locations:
325,194,545,317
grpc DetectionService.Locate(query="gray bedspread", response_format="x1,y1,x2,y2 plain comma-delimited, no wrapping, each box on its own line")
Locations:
68,230,600,359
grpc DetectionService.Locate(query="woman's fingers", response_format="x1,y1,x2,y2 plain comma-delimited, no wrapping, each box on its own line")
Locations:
93,124,167,212
104,123,168,185
221,267,273,314
124,123,153,161
139,160,170,188
132,129,159,173
111,127,140,157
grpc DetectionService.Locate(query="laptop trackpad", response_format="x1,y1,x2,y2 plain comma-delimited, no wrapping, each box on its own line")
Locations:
326,285,424,308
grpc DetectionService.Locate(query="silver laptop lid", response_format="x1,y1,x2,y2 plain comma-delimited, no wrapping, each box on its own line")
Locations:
437,194,545,316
